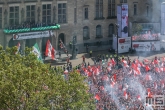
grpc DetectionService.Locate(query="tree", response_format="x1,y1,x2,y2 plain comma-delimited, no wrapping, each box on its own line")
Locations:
132,23,143,35
0,46,95,110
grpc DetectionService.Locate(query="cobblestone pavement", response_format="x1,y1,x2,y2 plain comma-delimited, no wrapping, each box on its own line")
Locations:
45,50,165,67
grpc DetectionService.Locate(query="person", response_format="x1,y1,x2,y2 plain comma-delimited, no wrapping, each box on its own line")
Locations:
88,62,90,66
66,57,70,65
69,41,72,49
82,55,85,62
89,50,92,57
66,50,69,56
106,54,109,61
86,45,89,53
59,51,61,58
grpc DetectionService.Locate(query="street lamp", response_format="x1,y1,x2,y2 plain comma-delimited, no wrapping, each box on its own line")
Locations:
115,23,119,67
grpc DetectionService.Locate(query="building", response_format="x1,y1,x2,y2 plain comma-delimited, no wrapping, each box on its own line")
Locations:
0,0,163,55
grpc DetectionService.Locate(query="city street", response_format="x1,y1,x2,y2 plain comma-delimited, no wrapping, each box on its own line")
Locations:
45,50,165,67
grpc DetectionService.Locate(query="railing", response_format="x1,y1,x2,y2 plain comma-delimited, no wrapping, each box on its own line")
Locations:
4,23,60,34
7,0,21,3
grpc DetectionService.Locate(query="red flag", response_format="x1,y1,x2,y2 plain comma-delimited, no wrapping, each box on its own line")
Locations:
145,65,150,72
137,95,141,101
155,67,160,73
15,42,21,54
154,82,157,89
123,90,128,99
45,40,55,60
95,94,100,100
113,74,117,82
147,88,152,97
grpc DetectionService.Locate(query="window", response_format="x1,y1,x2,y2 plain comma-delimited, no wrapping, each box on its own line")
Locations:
84,7,88,19
74,8,77,23
146,5,149,16
26,5,35,23
96,0,103,18
42,4,51,24
9,6,19,25
109,24,114,37
0,7,2,28
96,25,102,37
58,3,67,23
83,26,89,38
120,0,127,3
108,0,115,17
134,4,137,15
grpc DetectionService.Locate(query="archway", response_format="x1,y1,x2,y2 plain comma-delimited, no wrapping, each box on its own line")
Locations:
58,33,65,50
8,38,19,47
25,39,36,48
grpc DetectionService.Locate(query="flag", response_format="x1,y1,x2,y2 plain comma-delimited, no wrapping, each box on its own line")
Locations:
32,43,43,62
15,42,20,54
45,40,56,60
123,90,128,99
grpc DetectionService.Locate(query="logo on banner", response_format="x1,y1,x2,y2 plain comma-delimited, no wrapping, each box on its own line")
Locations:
13,34,19,40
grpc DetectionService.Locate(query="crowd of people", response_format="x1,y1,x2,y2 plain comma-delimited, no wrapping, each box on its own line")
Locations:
59,54,165,110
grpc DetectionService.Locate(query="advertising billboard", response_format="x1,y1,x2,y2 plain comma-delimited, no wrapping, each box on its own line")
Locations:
132,41,161,51
13,30,54,40
118,37,131,53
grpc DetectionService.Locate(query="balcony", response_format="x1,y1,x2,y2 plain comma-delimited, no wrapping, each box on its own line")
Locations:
4,23,60,34
24,0,37,3
7,0,21,3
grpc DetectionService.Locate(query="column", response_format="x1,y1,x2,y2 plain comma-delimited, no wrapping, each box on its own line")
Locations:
36,38,42,54
21,40,26,55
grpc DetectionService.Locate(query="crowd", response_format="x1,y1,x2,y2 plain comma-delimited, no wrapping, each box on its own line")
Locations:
51,44,165,110
59,54,165,110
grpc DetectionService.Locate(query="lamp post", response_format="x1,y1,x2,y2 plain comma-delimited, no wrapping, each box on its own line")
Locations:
71,36,77,59
115,23,119,67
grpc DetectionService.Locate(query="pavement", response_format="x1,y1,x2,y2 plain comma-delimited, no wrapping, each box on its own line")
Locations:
44,50,165,67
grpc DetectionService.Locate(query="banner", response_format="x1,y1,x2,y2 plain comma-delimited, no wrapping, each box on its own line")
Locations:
118,37,131,53
113,36,131,53
161,3,165,35
117,4,128,38
13,30,53,40
132,41,161,51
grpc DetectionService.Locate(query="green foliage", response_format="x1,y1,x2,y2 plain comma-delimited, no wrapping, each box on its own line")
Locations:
0,46,95,110
132,23,143,35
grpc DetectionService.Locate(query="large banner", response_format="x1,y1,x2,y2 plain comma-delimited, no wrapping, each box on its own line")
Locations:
132,41,161,51
117,4,128,38
13,30,53,40
113,36,131,53
118,37,131,53
161,3,165,35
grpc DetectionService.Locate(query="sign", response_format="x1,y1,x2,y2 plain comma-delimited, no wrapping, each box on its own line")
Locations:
132,41,160,51
161,2,165,35
13,30,53,40
146,95,165,109
117,4,128,38
118,37,131,53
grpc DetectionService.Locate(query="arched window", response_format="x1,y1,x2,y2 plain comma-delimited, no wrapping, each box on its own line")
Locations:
96,0,103,18
83,26,89,38
96,25,102,37
109,24,114,37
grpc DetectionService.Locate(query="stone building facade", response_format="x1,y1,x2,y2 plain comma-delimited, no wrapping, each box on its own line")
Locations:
0,0,163,54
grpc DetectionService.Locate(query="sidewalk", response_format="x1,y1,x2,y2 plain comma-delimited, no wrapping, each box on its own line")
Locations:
44,50,165,67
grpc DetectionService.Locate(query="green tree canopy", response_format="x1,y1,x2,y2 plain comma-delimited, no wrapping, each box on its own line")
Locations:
0,46,95,110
